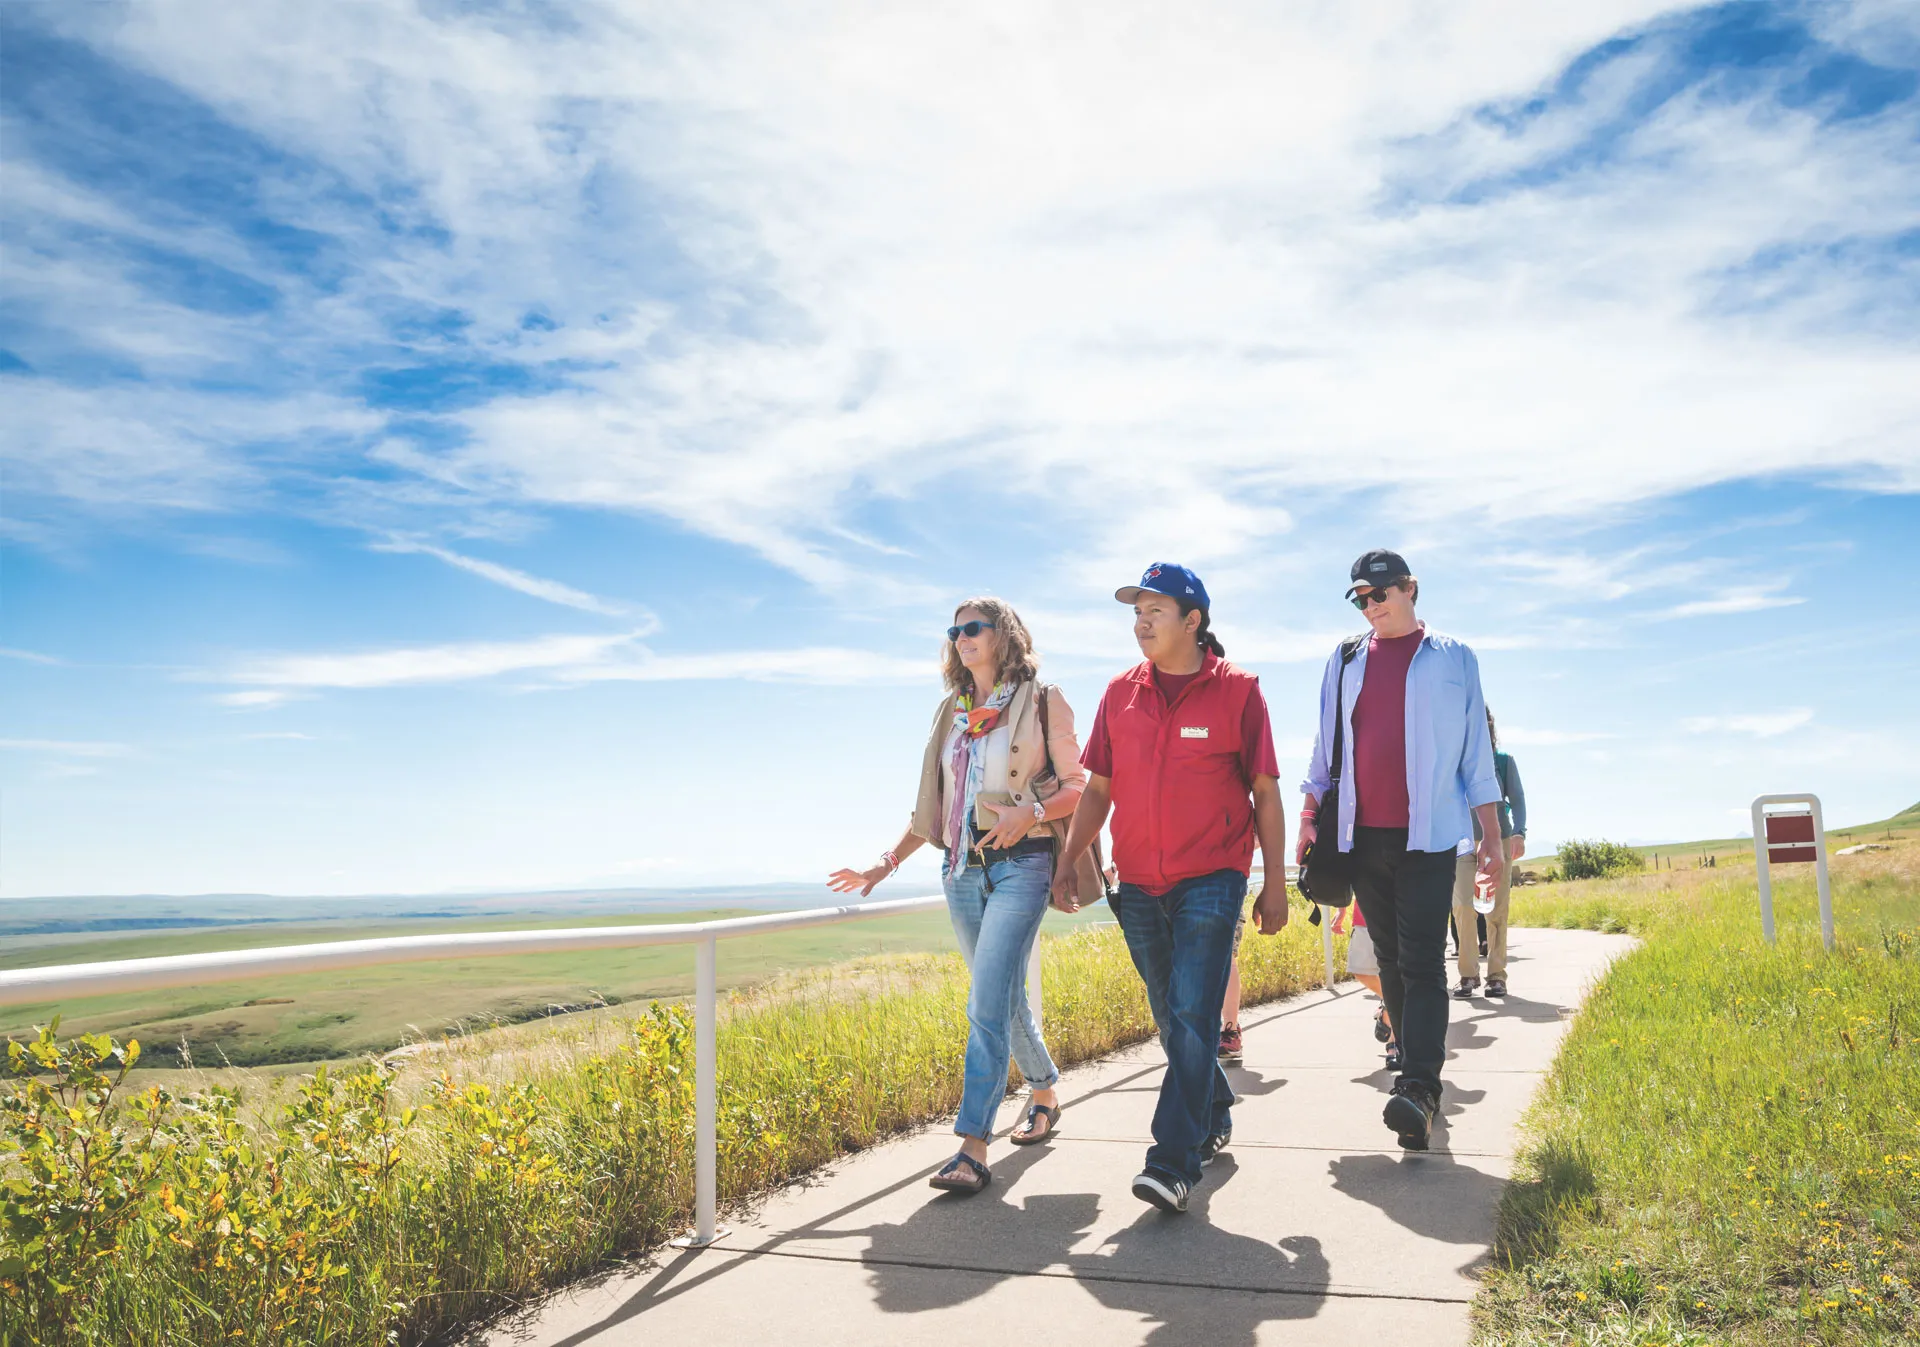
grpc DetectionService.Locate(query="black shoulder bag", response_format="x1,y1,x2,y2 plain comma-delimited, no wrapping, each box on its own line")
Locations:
1299,635,1366,917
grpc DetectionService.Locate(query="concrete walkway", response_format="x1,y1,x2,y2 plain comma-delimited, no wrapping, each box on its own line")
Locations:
478,927,1633,1347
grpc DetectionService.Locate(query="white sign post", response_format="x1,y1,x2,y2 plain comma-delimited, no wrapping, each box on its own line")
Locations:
1750,793,1834,951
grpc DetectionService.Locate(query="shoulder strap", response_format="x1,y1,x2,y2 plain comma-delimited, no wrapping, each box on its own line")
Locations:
1327,636,1365,787
1036,680,1054,776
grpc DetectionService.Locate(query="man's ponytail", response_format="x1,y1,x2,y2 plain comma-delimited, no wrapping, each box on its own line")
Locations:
1180,599,1227,658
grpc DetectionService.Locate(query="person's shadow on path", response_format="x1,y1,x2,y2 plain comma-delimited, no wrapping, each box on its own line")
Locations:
1327,1150,1508,1274
1223,1064,1287,1098
1067,1156,1330,1346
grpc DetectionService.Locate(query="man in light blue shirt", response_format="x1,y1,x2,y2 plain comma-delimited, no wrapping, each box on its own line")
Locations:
1298,549,1504,1150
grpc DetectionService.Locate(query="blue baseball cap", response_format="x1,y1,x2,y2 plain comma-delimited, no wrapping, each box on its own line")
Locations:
1115,562,1210,610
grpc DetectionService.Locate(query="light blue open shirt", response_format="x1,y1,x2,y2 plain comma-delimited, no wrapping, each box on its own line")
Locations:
1301,626,1501,855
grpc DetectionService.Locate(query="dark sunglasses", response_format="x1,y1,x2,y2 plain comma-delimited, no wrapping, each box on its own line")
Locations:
947,620,997,641
1348,585,1399,611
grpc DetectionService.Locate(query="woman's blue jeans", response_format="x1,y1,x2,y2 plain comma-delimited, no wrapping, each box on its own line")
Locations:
943,850,1060,1140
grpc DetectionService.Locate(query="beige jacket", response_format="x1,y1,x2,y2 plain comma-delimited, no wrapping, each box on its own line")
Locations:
909,680,1088,851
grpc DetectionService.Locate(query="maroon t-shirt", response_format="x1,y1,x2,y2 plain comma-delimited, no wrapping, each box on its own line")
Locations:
1350,628,1422,829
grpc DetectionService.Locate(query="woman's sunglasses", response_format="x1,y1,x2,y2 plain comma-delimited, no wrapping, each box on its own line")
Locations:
1348,585,1399,611
947,620,997,641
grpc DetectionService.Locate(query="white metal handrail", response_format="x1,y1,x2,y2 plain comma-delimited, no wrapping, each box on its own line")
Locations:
2,868,1332,1247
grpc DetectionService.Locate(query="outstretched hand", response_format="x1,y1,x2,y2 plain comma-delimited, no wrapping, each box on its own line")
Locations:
827,865,888,897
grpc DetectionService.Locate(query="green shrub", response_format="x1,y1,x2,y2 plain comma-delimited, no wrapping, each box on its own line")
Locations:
1556,838,1644,881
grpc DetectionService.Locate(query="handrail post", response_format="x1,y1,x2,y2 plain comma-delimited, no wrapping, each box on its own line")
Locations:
673,934,725,1248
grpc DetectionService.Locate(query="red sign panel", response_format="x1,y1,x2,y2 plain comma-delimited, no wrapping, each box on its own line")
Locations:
1766,814,1816,845
1768,844,1818,864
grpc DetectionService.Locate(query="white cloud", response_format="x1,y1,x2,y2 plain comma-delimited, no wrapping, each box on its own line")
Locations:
242,731,317,740
1681,708,1815,738
0,647,64,665
1660,590,1807,619
0,738,133,757
559,646,932,685
217,630,645,693
8,1,1916,598
1498,727,1616,747
371,538,644,619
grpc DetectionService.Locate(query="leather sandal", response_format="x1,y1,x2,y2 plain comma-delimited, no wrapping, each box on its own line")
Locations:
1009,1102,1061,1146
928,1151,992,1194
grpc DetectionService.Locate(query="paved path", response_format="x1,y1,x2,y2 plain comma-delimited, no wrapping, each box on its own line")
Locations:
478,927,1633,1347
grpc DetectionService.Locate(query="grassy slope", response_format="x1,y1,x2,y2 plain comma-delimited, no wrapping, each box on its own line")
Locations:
1477,840,1920,1345
1524,801,1920,877
0,905,1103,1068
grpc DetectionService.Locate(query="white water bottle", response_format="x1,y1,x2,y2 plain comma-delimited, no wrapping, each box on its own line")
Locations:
1472,870,1497,916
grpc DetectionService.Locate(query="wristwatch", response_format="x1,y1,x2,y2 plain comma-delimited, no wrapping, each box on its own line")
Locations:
1031,800,1046,822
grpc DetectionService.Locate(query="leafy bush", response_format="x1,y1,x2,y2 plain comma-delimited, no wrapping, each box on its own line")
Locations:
1556,839,1644,881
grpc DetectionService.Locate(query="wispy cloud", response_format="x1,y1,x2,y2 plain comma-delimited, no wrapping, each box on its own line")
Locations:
370,539,644,619
0,647,64,665
0,738,133,757
559,647,932,685
216,630,646,696
1681,708,1815,738
1498,727,1616,747
1660,590,1806,619
242,731,316,740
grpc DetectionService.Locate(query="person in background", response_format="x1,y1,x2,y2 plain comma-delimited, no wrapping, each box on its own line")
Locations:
1339,901,1400,1070
1218,914,1247,1061
1053,563,1289,1214
1300,549,1504,1151
1452,709,1527,999
830,598,1086,1196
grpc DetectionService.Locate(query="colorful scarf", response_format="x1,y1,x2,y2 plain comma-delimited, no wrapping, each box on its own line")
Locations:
945,680,1017,867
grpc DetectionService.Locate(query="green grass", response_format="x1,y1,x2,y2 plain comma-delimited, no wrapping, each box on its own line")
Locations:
1,894,1337,1347
0,905,1092,1069
1476,841,1920,1345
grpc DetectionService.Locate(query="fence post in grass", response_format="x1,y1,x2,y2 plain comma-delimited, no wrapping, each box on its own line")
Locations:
1320,908,1336,989
674,934,725,1248
1750,793,1834,951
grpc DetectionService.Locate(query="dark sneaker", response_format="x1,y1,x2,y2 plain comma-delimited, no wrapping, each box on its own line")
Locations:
1484,978,1507,998
1383,1080,1439,1151
1384,1041,1403,1072
1131,1167,1190,1213
1199,1127,1232,1167
1218,1023,1243,1061
1373,1007,1392,1043
1452,977,1479,1000
1478,939,1488,957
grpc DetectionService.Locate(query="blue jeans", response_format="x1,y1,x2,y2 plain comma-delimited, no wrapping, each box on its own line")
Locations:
944,850,1060,1140
1114,869,1243,1186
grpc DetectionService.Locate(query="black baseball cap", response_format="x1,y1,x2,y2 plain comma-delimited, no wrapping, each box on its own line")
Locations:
1346,548,1412,597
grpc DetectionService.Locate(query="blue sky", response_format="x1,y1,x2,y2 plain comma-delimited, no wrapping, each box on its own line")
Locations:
2,1,1917,898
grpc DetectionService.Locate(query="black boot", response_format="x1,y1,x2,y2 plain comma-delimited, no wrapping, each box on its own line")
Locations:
1383,1080,1439,1151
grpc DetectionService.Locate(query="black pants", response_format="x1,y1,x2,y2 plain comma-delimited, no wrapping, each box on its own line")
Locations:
1350,827,1456,1095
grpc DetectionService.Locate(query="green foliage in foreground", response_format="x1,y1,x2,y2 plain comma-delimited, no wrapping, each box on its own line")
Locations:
1,906,1333,1346
1555,839,1647,882
1478,852,1920,1345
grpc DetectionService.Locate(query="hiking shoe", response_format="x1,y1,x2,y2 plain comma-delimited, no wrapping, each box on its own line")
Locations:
1478,939,1489,957
1484,978,1507,998
1131,1168,1190,1213
1217,1023,1243,1061
1199,1127,1232,1167
1373,1007,1392,1043
1384,1041,1403,1072
1452,977,1479,1000
1384,1080,1439,1151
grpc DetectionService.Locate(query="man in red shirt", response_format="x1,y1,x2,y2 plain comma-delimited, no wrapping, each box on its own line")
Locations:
1054,563,1289,1214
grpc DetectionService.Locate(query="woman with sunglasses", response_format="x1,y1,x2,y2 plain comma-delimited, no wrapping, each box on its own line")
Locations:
829,597,1087,1195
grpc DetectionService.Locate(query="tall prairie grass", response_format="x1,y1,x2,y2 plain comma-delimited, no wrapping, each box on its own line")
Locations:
3,901,1334,1346
1478,845,1920,1345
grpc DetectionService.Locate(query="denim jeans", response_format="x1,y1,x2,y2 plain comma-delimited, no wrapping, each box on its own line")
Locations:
1113,868,1243,1186
944,850,1060,1140
1349,827,1456,1096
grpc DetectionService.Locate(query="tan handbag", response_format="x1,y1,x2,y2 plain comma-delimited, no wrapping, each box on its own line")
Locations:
1035,683,1115,905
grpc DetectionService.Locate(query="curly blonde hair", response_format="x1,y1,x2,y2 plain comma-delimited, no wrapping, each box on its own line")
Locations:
940,596,1040,695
